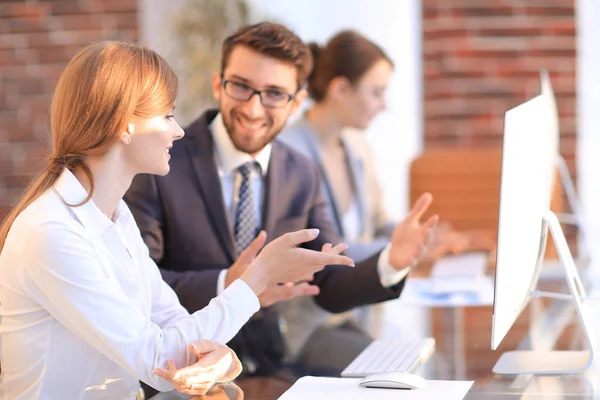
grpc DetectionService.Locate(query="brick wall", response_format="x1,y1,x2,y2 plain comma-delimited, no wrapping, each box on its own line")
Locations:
0,0,139,220
423,1,579,357
422,0,576,170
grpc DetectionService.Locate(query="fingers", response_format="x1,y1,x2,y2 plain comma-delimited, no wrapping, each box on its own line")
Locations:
407,192,433,223
421,214,439,236
298,274,314,282
297,248,355,268
322,242,348,255
259,282,320,307
154,358,221,396
276,282,320,300
219,347,243,382
465,231,497,251
292,282,320,297
238,230,267,263
282,229,320,247
153,359,177,380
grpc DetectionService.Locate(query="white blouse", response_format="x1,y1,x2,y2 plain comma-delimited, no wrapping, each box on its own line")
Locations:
0,170,259,400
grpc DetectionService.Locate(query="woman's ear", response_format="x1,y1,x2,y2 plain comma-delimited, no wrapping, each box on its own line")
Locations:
119,123,135,145
328,76,352,101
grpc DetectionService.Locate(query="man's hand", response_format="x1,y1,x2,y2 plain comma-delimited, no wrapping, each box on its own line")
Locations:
225,231,267,289
259,281,319,307
153,340,241,396
389,193,439,269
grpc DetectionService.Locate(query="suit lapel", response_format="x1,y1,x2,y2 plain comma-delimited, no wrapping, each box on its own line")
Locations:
342,136,368,235
262,143,287,238
299,126,346,236
185,112,236,262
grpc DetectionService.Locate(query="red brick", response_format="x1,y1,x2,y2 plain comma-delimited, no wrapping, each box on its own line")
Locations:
0,0,141,211
50,2,88,16
88,0,137,13
15,79,45,96
0,48,19,66
5,174,31,190
110,11,138,30
422,0,576,183
478,27,542,37
55,14,104,31
35,46,73,64
12,143,48,175
450,6,515,18
1,3,49,19
526,6,575,17
7,17,49,34
545,21,576,36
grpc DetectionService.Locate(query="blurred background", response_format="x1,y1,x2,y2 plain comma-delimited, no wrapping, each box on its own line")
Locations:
0,0,598,270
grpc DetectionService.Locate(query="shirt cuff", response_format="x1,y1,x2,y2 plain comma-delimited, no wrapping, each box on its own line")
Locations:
217,269,227,295
218,279,260,318
377,243,411,287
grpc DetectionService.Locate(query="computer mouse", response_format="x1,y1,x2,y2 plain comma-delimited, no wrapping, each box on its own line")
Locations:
358,372,427,390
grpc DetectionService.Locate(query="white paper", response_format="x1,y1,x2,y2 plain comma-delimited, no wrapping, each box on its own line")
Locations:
279,377,474,400
398,276,494,307
430,252,488,279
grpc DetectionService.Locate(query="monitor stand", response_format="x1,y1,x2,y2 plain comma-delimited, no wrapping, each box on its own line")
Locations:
554,154,591,267
492,210,596,375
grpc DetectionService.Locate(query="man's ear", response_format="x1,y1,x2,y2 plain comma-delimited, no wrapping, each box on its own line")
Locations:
212,72,223,102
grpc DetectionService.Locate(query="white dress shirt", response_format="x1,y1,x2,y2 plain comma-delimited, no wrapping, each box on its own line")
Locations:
209,113,410,295
211,113,271,294
0,170,260,400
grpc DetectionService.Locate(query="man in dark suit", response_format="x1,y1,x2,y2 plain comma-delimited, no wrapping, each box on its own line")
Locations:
125,22,437,378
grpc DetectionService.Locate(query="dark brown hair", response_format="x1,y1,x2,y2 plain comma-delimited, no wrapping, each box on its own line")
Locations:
221,22,313,91
308,30,393,102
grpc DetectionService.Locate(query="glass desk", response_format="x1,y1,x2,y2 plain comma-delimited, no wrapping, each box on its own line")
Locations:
151,277,600,399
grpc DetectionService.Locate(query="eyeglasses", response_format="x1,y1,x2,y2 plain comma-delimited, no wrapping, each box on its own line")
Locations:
221,79,296,109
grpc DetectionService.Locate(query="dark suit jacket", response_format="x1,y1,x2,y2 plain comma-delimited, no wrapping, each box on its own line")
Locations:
124,109,405,375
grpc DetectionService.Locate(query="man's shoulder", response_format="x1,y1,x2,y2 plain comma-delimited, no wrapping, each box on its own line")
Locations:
273,140,319,172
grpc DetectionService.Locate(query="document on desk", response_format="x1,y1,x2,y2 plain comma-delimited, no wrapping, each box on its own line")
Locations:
399,276,494,307
279,377,474,400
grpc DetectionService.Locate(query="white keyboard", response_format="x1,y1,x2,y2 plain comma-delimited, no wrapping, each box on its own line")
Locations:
341,338,436,378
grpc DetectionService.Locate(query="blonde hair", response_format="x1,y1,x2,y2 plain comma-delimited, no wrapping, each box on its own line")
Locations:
0,41,178,251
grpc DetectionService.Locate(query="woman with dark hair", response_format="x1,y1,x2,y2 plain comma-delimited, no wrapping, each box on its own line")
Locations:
278,30,494,373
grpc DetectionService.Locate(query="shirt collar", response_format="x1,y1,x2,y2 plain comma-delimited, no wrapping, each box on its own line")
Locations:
53,169,132,237
210,112,271,175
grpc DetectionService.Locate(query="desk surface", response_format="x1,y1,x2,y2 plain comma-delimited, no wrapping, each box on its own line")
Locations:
150,276,600,399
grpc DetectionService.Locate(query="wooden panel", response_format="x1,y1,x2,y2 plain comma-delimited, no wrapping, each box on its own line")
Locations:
409,148,564,258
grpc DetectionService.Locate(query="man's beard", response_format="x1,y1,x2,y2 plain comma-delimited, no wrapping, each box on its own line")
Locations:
222,110,285,154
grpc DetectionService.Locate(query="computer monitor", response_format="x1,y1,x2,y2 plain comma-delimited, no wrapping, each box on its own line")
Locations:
490,77,595,375
540,70,592,267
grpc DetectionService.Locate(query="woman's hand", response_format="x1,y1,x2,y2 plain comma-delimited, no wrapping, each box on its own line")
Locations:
420,221,496,264
241,229,354,295
153,339,242,396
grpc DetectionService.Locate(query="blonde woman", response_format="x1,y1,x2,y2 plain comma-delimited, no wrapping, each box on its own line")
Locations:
0,41,353,399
